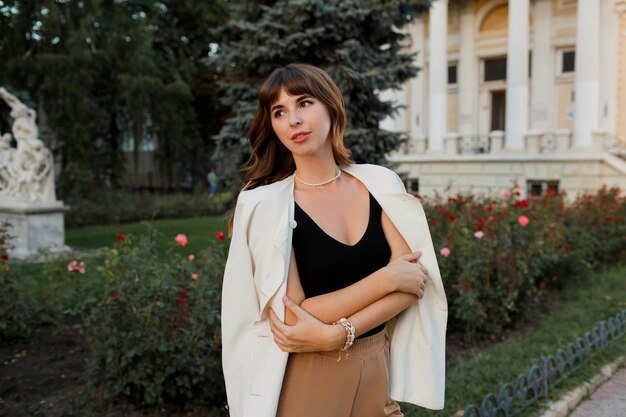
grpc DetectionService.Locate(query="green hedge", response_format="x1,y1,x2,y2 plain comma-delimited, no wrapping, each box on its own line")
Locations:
64,190,233,228
0,222,32,341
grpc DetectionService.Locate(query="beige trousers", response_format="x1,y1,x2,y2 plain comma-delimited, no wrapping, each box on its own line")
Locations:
276,330,403,417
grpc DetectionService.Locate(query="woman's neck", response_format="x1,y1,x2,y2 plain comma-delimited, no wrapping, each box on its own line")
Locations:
293,155,340,188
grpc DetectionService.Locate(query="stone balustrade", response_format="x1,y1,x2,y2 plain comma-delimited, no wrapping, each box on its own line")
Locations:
406,129,621,157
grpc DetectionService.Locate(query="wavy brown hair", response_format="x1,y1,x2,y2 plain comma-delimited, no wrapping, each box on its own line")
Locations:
241,63,353,191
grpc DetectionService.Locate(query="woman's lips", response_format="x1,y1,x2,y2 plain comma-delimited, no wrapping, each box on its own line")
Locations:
291,131,310,143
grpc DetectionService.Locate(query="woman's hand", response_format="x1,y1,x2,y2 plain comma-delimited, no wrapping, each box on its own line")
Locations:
385,251,428,298
269,296,345,352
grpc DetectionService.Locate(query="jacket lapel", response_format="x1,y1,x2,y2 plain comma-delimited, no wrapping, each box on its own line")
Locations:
257,176,295,318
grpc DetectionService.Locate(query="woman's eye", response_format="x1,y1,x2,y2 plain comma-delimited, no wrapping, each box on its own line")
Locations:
274,110,285,118
300,100,313,108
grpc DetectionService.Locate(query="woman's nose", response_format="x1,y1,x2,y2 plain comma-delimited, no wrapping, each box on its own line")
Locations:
289,110,302,126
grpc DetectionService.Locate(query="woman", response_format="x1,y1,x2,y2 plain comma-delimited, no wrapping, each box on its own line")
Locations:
222,64,447,417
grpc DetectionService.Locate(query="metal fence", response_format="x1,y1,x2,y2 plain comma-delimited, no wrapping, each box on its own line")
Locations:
459,310,626,417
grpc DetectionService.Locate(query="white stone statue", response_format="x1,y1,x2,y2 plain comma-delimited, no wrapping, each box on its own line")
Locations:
0,87,56,204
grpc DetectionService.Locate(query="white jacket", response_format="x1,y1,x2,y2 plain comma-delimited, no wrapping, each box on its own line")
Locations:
221,164,447,417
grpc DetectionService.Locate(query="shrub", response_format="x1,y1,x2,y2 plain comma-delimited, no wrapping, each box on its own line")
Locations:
81,227,228,410
65,190,233,228
425,187,626,339
0,221,32,341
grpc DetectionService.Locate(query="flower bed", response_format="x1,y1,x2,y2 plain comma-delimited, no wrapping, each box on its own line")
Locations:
2,187,624,411
428,186,626,339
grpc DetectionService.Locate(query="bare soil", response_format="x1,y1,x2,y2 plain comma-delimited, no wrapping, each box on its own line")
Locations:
0,289,567,417
0,326,223,417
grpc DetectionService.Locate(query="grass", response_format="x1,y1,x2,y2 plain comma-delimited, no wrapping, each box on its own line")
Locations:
402,263,626,417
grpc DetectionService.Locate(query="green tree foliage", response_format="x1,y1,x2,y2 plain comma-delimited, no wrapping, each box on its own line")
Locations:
212,0,432,181
0,0,227,196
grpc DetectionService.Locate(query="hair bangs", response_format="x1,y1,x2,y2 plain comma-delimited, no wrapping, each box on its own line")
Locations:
260,67,321,110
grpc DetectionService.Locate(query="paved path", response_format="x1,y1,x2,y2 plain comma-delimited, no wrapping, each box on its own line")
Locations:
568,367,626,417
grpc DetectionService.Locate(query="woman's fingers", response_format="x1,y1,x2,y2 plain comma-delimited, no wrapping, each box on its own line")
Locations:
282,295,309,320
395,250,422,263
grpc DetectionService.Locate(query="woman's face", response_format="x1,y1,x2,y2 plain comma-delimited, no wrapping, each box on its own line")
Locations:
270,88,332,158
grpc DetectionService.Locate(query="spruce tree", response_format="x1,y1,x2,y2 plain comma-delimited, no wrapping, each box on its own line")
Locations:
212,0,431,181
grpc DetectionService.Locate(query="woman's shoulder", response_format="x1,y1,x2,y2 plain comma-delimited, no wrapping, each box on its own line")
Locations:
235,176,293,214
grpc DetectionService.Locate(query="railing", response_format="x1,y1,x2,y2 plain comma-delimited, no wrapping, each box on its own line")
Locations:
459,135,492,155
407,130,626,157
459,310,626,417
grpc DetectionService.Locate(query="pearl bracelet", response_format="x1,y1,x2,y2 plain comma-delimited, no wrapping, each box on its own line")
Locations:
333,318,356,362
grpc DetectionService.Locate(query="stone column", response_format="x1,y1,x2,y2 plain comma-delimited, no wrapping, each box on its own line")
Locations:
617,2,626,142
573,0,601,149
458,2,476,137
530,0,553,133
428,0,448,153
505,0,530,150
409,17,426,146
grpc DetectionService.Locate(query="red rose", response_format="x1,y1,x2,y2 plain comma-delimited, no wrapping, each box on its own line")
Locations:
487,205,493,212
215,231,226,241
449,214,458,221
564,244,571,252
116,234,126,241
431,220,439,226
1,254,8,261
112,292,119,300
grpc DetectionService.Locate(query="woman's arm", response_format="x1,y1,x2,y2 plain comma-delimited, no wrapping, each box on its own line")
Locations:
284,248,426,326
286,211,425,325
271,211,426,352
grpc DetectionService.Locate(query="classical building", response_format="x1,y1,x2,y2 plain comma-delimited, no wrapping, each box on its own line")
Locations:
386,0,626,199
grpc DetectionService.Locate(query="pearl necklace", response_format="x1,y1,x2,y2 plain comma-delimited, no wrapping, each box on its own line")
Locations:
294,168,341,187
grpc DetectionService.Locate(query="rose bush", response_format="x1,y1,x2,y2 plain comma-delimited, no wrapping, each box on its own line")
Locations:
80,227,228,410
428,187,626,339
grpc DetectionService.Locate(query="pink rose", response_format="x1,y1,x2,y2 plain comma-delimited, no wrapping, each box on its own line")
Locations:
439,247,451,257
503,191,511,198
188,254,196,261
67,260,85,273
191,273,199,280
175,234,188,247
473,231,485,239
67,260,78,272
518,216,529,227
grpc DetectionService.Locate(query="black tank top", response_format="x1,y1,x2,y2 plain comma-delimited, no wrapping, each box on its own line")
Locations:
292,192,392,338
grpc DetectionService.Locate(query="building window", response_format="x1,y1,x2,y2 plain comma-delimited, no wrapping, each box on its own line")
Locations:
562,50,575,73
448,64,457,85
406,178,419,194
491,90,506,131
484,57,507,81
527,180,560,198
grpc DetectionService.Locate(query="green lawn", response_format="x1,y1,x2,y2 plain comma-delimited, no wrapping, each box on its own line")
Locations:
403,263,626,417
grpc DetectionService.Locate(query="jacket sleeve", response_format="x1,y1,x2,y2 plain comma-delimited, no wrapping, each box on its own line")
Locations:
221,192,258,417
